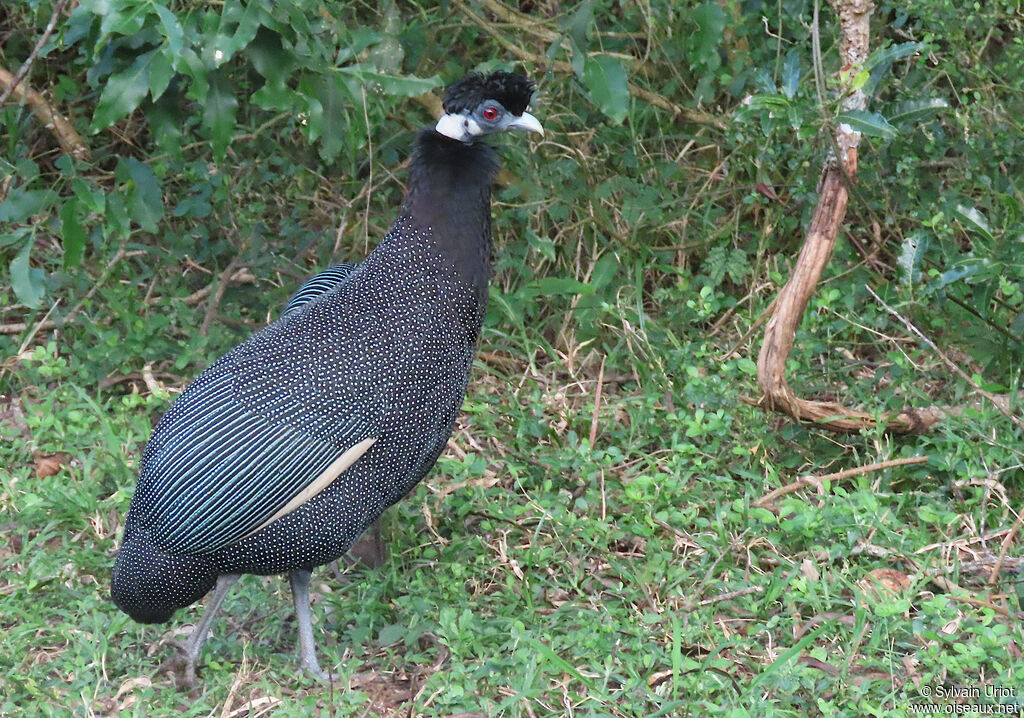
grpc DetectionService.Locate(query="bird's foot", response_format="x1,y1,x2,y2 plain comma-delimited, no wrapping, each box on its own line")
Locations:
156,641,198,690
298,654,338,683
182,655,198,689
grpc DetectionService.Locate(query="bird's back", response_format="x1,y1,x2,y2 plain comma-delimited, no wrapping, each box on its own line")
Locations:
114,214,487,628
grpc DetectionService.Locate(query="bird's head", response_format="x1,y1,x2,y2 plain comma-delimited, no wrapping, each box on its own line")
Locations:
435,71,543,144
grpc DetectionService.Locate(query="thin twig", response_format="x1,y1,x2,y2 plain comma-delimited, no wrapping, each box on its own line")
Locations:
180,267,256,306
944,594,1013,618
588,355,605,446
866,284,1024,432
199,257,243,337
753,456,928,508
16,299,61,356
0,320,55,336
697,585,764,607
723,295,777,356
0,0,69,106
473,0,561,43
989,510,1024,586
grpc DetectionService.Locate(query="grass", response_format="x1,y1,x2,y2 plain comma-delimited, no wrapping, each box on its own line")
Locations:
1,300,1022,716
1,2,1023,714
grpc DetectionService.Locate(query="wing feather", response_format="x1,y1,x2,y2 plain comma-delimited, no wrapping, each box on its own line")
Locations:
135,352,374,556
130,265,391,556
282,263,359,318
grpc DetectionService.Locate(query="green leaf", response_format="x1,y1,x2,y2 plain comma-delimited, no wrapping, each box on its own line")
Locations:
582,55,629,125
148,93,186,157
148,50,175,102
488,290,525,329
337,66,441,98
590,253,619,291
743,94,790,111
836,110,898,139
153,4,184,55
850,69,870,93
314,74,355,161
179,47,209,103
865,42,925,96
781,48,800,99
525,230,556,263
568,35,586,78
935,263,983,291
247,27,295,107
0,189,57,222
92,51,154,131
60,200,86,268
213,0,265,66
897,232,928,287
72,177,105,214
889,97,950,124
104,192,131,240
119,158,164,232
204,71,239,160
10,240,46,309
690,2,727,69
563,0,594,49
954,204,994,241
864,42,925,73
377,623,405,646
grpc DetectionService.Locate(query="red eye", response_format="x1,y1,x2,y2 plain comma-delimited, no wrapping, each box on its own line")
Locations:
482,106,499,121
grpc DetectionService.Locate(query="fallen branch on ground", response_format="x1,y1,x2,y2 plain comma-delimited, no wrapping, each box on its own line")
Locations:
753,455,928,509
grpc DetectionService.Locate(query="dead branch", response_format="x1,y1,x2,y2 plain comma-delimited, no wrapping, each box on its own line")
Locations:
753,0,956,433
0,1,89,162
182,267,257,306
0,0,70,105
990,510,1024,586
0,320,55,336
0,64,90,161
199,258,245,337
696,585,764,607
753,455,928,509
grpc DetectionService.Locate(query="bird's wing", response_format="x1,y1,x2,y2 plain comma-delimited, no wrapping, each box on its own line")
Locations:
281,263,359,318
134,311,378,556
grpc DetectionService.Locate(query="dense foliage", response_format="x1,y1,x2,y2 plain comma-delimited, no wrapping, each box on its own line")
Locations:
1,1,1022,716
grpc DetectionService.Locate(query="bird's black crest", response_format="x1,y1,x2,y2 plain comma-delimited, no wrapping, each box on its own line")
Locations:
442,72,535,116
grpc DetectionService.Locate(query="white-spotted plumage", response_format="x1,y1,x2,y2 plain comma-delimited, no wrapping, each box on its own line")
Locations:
110,71,542,682
113,217,483,620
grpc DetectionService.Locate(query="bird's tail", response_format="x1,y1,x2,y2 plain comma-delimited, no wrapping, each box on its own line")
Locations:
111,529,218,624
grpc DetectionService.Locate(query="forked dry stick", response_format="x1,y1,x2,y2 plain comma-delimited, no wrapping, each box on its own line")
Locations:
753,455,928,509
754,0,954,434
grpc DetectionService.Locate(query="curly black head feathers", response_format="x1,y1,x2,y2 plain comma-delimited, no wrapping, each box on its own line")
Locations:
442,72,536,116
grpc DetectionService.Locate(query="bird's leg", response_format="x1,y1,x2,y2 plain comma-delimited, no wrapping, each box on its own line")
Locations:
289,569,336,682
182,573,240,687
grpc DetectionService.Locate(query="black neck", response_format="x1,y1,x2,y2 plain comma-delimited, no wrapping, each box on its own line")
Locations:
401,130,498,302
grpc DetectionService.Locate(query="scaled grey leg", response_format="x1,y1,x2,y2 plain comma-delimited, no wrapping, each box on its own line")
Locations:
183,573,240,686
289,569,335,681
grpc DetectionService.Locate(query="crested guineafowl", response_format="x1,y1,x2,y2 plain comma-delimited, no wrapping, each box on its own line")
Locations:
110,71,543,683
